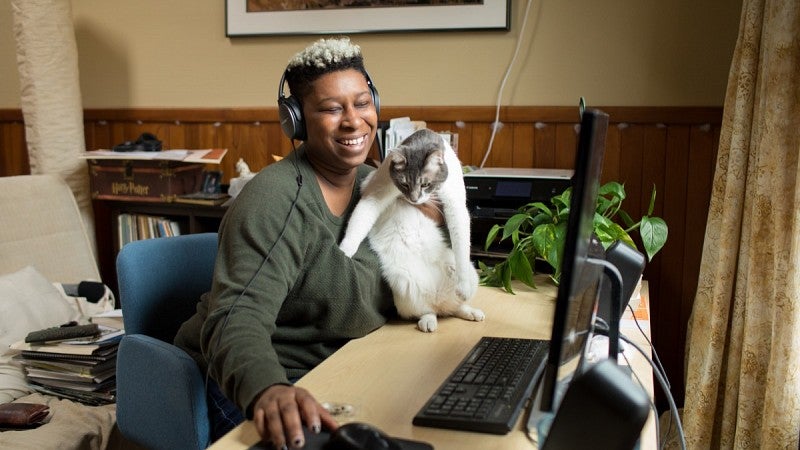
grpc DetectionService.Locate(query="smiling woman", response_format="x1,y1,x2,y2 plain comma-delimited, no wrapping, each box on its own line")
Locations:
173,37,398,450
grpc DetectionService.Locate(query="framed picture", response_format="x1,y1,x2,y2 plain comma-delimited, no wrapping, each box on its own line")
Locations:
225,0,510,37
200,171,223,194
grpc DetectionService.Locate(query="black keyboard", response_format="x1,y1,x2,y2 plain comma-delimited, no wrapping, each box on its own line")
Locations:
412,336,549,435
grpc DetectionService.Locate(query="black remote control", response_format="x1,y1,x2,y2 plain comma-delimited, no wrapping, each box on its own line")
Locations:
25,323,100,344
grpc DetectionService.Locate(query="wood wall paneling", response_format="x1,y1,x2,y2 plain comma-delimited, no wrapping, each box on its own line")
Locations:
0,106,723,412
0,111,28,177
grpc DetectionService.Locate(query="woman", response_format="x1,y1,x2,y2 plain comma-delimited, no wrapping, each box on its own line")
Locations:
175,37,422,450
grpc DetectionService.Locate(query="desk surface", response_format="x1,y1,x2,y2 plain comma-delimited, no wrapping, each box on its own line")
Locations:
211,275,656,450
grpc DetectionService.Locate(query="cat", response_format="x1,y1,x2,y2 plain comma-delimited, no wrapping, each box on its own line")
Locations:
339,128,483,332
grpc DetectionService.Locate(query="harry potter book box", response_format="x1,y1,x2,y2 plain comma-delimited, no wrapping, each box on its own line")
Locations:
82,149,227,202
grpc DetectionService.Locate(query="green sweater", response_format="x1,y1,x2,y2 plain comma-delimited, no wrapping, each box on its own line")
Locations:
174,148,393,416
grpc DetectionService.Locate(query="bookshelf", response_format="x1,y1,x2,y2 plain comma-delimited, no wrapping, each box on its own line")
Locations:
93,199,226,298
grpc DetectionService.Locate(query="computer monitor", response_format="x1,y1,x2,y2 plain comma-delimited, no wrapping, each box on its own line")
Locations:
535,108,609,414
525,108,651,449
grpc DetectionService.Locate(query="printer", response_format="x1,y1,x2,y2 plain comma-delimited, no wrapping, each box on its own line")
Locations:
464,167,573,259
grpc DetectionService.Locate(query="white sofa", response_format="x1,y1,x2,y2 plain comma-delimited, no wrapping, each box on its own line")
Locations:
0,174,137,450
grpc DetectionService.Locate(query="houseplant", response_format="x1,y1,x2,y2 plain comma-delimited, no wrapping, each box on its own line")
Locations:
478,181,668,293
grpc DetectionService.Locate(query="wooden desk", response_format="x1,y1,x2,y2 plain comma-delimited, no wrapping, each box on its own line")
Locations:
211,275,656,450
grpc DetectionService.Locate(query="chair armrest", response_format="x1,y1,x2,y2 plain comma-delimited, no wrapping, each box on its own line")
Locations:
116,334,210,450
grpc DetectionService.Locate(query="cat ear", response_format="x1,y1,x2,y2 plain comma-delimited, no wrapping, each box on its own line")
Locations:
389,151,407,171
425,149,445,168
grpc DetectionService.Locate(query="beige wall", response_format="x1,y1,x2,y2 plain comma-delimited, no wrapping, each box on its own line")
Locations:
0,0,741,108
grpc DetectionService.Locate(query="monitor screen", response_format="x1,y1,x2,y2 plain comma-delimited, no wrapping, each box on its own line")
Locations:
536,108,609,413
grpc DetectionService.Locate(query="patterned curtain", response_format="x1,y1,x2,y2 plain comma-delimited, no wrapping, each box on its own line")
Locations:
682,0,800,448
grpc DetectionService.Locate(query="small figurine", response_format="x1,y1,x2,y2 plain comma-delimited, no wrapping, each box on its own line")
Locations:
235,158,253,177
228,158,257,199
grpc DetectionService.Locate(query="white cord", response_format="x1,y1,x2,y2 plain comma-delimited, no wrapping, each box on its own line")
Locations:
620,334,687,450
479,0,537,169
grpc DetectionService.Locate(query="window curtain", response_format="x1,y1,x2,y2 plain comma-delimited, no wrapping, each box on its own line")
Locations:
681,0,800,448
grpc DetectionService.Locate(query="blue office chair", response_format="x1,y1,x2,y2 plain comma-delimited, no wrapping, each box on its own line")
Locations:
115,233,218,450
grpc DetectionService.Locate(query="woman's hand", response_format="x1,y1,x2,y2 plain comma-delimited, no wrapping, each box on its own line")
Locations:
416,200,444,225
252,384,338,449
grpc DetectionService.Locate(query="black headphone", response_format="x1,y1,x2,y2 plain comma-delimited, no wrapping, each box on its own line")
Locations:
277,68,380,141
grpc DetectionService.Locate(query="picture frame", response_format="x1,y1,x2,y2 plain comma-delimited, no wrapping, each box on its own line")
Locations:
225,0,510,37
200,170,223,194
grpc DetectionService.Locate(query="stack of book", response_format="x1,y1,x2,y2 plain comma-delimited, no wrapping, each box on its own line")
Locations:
117,213,181,248
10,326,124,406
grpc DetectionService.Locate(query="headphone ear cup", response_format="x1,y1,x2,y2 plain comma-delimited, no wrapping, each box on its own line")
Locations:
278,95,306,141
369,84,380,118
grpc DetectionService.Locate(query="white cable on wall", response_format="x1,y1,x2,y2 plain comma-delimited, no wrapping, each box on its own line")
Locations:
479,0,537,169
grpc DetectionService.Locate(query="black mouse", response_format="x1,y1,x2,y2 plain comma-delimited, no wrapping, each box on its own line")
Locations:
326,422,402,450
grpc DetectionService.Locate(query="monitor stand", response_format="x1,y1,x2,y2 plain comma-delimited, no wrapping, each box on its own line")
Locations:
594,258,625,359
534,360,650,450
525,257,626,444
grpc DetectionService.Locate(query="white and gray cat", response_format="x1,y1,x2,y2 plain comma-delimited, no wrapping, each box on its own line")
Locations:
339,128,483,332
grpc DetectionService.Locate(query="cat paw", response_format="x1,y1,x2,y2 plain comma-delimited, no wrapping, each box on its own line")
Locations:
338,241,358,258
456,268,479,300
417,314,438,332
457,305,486,322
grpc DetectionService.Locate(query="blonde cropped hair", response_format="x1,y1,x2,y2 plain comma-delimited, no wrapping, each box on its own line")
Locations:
284,37,367,103
287,37,362,70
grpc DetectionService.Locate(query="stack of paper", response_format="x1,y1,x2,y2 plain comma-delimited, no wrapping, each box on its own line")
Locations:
90,309,124,330
383,117,427,158
80,148,228,164
10,326,124,405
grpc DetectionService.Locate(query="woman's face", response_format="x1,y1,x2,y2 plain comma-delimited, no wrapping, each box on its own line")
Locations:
301,69,378,173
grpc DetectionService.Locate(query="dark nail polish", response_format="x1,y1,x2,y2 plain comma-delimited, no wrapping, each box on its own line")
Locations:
311,424,321,434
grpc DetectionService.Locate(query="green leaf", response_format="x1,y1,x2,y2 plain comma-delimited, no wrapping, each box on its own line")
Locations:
595,219,634,249
552,189,572,210
484,224,502,250
501,260,514,294
552,222,567,276
596,195,615,217
598,181,626,201
640,216,669,261
556,207,570,223
530,212,554,228
509,247,536,288
531,222,566,277
478,260,502,287
527,202,552,216
501,214,530,240
531,224,557,265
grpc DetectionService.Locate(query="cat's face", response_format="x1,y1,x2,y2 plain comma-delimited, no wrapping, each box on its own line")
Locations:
389,131,449,204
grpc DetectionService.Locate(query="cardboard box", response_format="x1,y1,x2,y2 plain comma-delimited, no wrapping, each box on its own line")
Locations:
88,159,203,202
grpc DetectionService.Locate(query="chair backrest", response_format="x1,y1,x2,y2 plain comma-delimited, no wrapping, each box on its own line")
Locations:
0,174,100,283
116,233,217,342
116,233,217,450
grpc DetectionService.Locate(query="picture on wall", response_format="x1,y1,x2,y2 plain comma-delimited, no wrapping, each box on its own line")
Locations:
226,0,509,36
